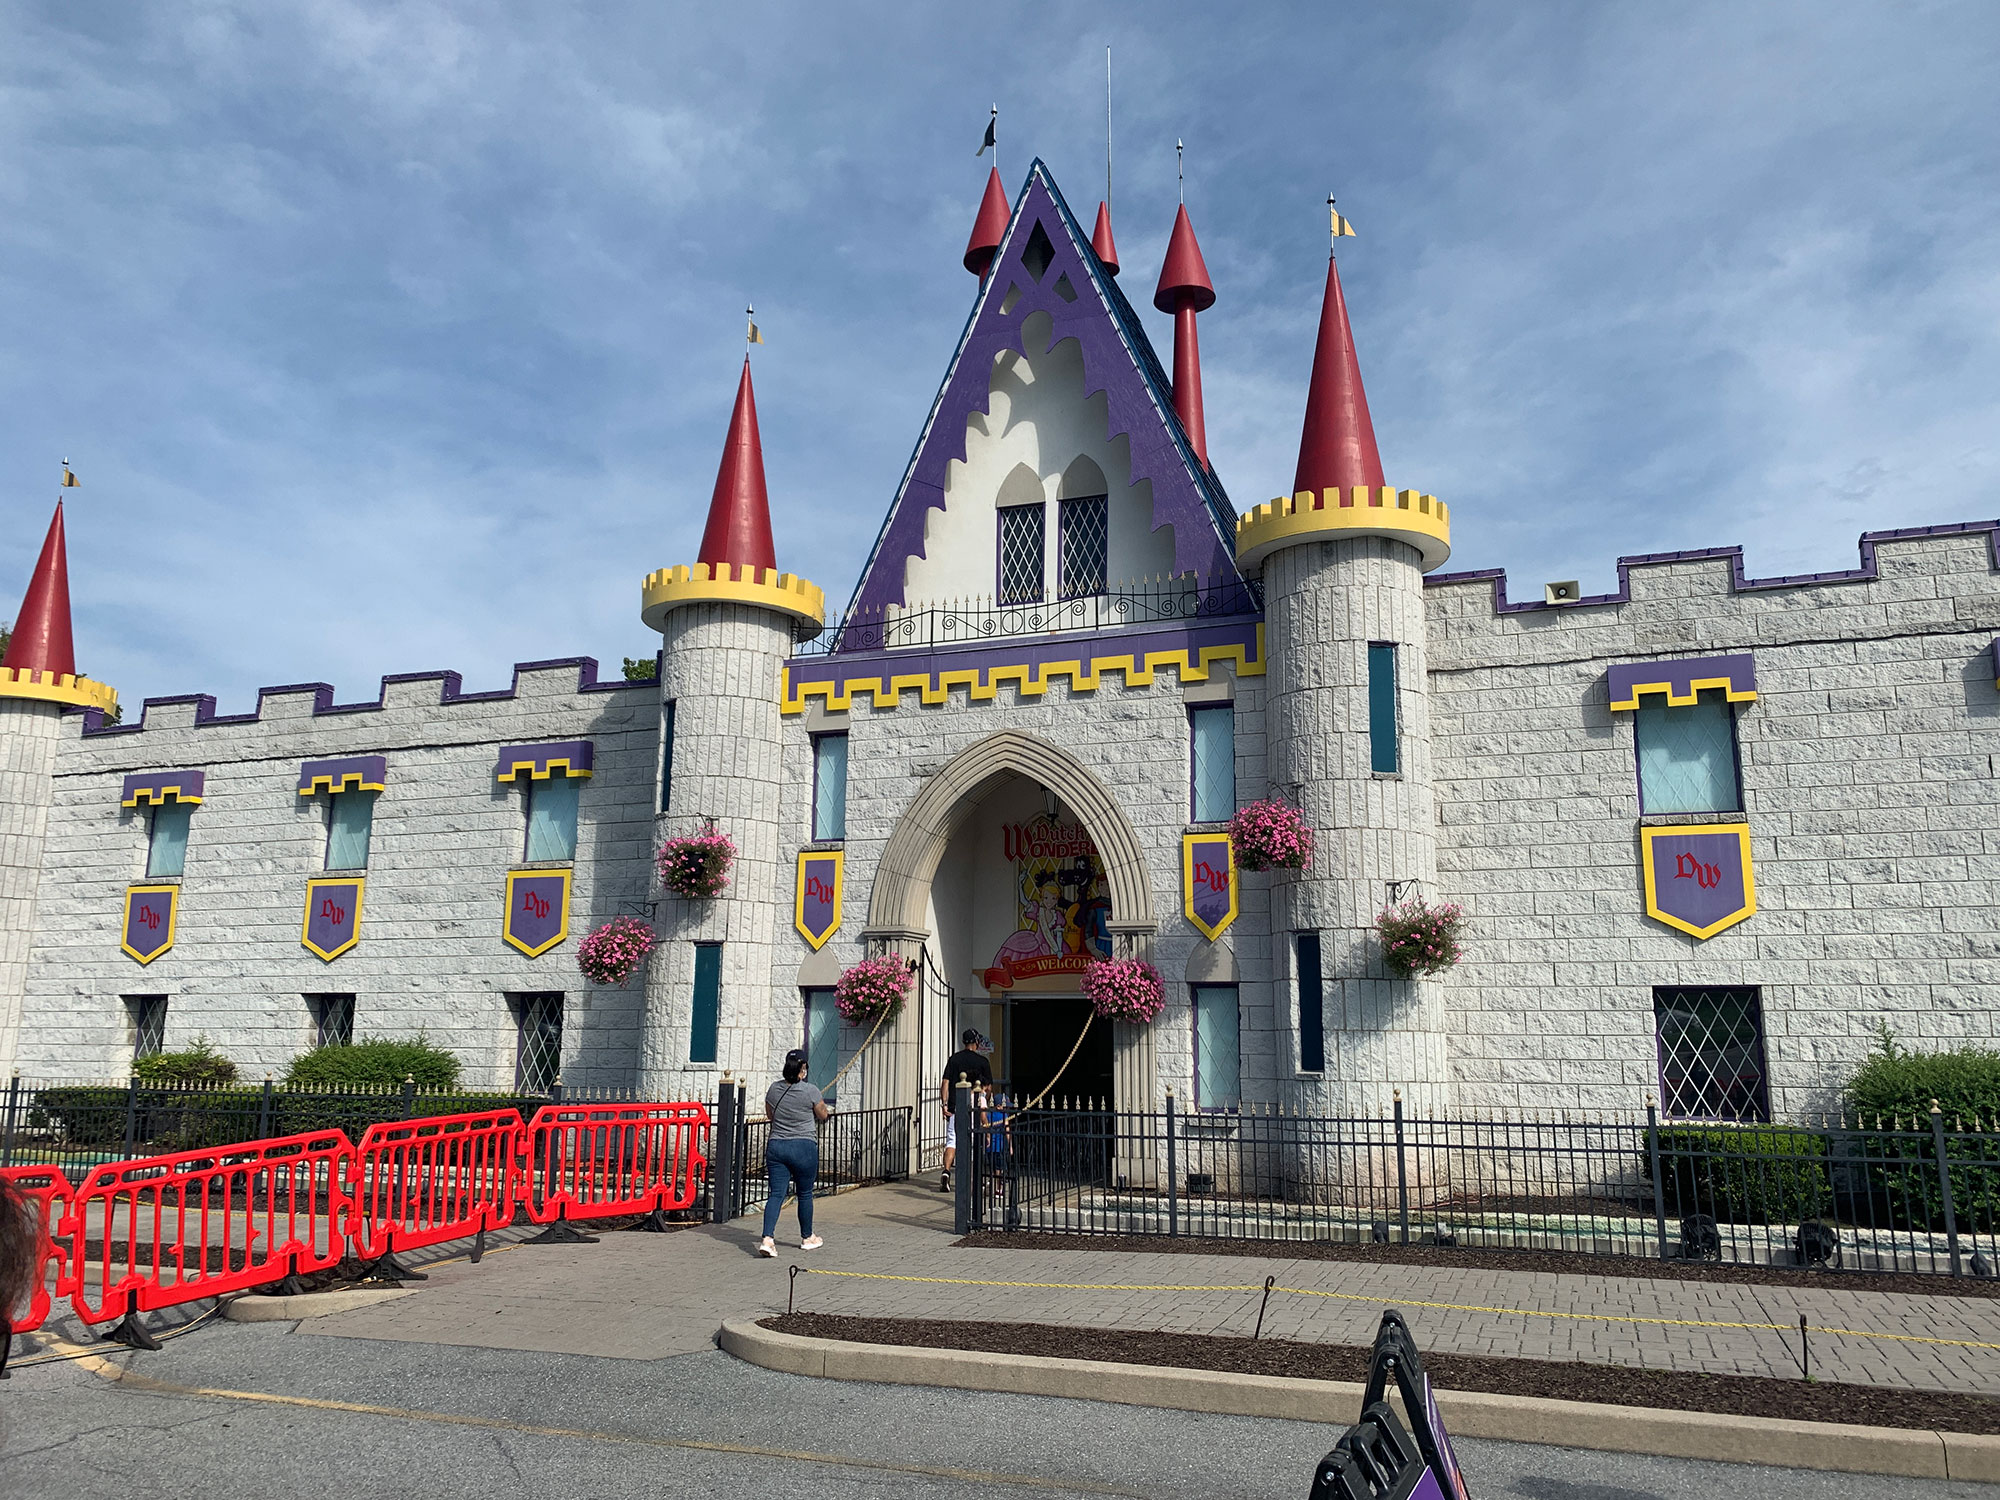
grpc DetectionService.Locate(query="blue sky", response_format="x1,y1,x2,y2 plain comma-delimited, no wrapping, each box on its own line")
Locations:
4,2,1996,710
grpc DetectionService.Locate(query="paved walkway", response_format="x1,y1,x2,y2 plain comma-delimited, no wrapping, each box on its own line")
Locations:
289,1180,2000,1396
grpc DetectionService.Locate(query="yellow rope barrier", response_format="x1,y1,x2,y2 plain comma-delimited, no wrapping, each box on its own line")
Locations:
794,1268,2000,1353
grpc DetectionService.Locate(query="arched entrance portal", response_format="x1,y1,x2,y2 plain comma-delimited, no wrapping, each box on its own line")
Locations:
859,731,1159,1167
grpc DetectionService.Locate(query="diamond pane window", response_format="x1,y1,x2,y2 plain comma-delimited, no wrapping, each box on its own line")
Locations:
1058,496,1108,599
1635,692,1740,814
812,733,848,842
1193,984,1241,1111
126,994,168,1060
308,993,355,1048
514,992,563,1093
1654,986,1769,1122
997,503,1045,604
1190,705,1235,823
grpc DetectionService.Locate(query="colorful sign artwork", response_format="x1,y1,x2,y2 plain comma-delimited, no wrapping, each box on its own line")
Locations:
302,876,365,961
978,815,1111,990
1181,831,1238,940
794,849,844,950
121,884,178,965
504,869,572,957
1641,823,1756,940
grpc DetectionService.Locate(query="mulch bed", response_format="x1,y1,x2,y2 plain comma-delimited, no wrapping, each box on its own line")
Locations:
763,1312,2000,1434
955,1230,2000,1299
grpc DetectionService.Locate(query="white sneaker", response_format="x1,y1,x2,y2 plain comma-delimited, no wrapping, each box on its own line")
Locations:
756,1237,777,1258
799,1235,823,1251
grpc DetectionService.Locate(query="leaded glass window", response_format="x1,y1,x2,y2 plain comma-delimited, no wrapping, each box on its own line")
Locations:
1654,986,1769,1122
514,992,563,1093
1193,984,1240,1111
1058,495,1108,599
998,503,1045,604
308,993,355,1048
812,733,848,842
126,994,168,1060
1190,705,1235,823
524,775,581,862
146,801,192,879
1635,692,1740,814
326,791,376,871
804,987,840,1105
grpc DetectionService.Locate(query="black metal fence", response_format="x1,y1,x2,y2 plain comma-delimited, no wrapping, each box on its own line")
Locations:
703,1079,911,1223
956,1094,2000,1278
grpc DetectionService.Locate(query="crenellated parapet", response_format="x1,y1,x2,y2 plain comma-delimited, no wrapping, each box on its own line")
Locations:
639,562,824,636
0,666,117,714
1236,486,1452,572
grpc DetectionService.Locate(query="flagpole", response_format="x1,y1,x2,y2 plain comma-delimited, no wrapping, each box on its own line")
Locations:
1105,47,1112,211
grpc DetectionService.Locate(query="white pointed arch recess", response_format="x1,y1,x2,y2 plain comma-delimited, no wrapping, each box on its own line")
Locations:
863,729,1157,948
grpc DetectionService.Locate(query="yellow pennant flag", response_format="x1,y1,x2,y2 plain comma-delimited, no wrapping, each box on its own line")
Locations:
746,305,764,345
61,463,79,486
1329,197,1357,240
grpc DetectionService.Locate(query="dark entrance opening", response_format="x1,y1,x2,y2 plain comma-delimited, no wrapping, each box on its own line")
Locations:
1008,995,1113,1106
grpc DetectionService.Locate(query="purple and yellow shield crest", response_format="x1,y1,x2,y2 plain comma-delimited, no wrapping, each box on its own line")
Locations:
504,870,572,957
1641,823,1756,940
302,876,364,961
1182,831,1238,941
794,849,843,950
121,884,178,965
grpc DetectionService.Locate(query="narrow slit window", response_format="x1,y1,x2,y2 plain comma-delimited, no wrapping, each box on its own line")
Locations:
1058,495,1108,599
325,791,376,871
997,503,1046,604
1192,984,1241,1111
812,733,849,842
146,801,193,879
1296,933,1325,1074
513,992,563,1093
1189,705,1235,823
1368,642,1399,775
524,775,582,862
307,993,355,1049
690,943,722,1064
804,987,840,1105
659,699,676,814
1635,691,1741,814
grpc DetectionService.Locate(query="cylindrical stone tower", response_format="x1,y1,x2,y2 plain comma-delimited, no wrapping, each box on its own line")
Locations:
1236,245,1455,1119
636,358,822,1099
0,497,118,1076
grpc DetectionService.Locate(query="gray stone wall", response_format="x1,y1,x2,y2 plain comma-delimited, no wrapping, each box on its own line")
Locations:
14,661,657,1087
1424,527,2000,1120
0,698,63,1078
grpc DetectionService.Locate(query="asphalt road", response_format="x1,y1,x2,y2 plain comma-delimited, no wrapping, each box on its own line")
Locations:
3,1319,1996,1499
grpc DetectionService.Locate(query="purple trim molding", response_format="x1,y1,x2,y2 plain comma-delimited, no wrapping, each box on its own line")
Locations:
120,769,206,807
81,656,648,739
494,739,594,781
1426,520,2000,612
843,162,1243,629
297,755,388,795
1607,653,1757,711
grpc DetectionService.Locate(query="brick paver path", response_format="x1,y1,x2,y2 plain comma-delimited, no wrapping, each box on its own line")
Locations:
295,1180,2000,1396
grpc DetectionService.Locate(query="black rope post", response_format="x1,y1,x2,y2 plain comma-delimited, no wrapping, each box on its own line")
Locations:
788,1263,801,1316
1800,1314,1811,1382
471,1223,487,1265
1253,1274,1276,1341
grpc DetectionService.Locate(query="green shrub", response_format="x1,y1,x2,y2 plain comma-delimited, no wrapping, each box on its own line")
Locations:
1843,1024,2000,1126
131,1035,238,1084
284,1034,461,1090
1652,1124,1831,1225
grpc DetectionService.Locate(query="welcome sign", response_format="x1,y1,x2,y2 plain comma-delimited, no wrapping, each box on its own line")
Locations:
979,814,1111,990
794,849,843,949
302,876,364,961
1641,823,1756,939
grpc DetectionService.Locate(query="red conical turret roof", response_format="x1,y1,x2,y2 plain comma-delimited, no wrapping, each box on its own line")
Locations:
1091,201,1120,276
2,501,77,680
696,357,777,573
963,168,1010,277
1152,205,1215,314
1293,254,1384,495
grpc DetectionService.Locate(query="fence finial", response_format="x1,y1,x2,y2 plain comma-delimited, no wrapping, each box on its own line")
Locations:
1644,1093,1656,1110
1393,1088,1402,1104
1932,1098,1944,1116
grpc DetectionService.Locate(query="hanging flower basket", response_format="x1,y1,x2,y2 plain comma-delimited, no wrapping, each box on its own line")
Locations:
576,915,657,987
656,824,735,899
1229,798,1314,873
1082,957,1166,1025
1376,897,1467,980
835,954,911,1025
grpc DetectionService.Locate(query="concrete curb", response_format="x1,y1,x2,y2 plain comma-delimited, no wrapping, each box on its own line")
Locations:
717,1316,2000,1483
223,1287,416,1322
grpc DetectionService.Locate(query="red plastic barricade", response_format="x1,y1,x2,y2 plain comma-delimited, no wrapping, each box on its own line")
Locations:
0,1164,76,1334
67,1129,354,1326
348,1108,524,1262
518,1103,709,1226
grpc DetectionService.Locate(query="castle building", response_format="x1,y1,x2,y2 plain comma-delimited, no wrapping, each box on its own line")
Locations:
4,161,1996,1132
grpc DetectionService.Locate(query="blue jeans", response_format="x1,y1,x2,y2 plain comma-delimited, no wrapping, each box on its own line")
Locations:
762,1137,819,1240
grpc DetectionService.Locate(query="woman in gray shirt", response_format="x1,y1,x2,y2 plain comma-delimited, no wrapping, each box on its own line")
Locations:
758,1048,831,1257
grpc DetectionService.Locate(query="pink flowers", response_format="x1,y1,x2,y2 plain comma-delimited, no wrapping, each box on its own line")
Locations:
576,916,657,986
1228,798,1314,873
1375,897,1467,980
1082,958,1166,1025
656,824,735,899
835,954,911,1024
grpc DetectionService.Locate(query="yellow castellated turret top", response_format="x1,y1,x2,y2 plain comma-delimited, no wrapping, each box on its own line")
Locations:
1236,486,1451,573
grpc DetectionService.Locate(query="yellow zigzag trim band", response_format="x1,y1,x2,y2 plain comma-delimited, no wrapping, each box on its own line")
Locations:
780,628,1265,714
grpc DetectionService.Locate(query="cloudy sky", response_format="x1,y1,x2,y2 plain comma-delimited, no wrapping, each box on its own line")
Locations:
3,2,1996,710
